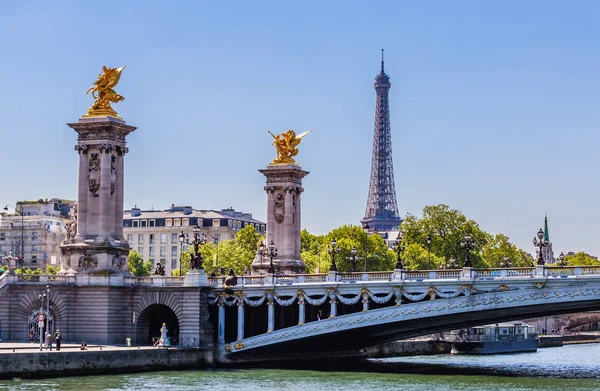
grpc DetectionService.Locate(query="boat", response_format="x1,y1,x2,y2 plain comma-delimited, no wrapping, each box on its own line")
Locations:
449,322,538,354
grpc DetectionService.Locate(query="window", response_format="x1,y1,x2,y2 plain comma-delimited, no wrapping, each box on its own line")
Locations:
149,234,155,244
149,220,155,227
183,245,189,252
171,259,177,269
0,233,4,241
171,233,177,243
197,219,203,227
32,232,39,240
171,246,177,256
138,234,144,244
213,219,220,228
166,219,172,227
149,247,155,257
31,245,38,252
160,246,166,256
149,259,154,267
182,218,189,226
31,255,37,263
160,234,167,244
140,220,147,228
160,258,166,268
127,234,133,243
138,247,144,256
173,219,181,227
133,220,139,228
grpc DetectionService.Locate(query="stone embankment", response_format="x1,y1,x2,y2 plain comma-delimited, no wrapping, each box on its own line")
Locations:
0,347,213,380
366,340,452,358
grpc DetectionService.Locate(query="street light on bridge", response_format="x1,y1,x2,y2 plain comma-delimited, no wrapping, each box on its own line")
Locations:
394,237,406,270
557,252,568,267
267,240,278,274
327,238,340,272
425,234,432,270
533,228,548,266
346,247,358,272
500,255,512,268
257,241,266,274
186,223,207,270
460,234,475,268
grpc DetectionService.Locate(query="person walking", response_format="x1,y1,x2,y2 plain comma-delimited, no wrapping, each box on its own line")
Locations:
54,329,62,351
45,332,53,351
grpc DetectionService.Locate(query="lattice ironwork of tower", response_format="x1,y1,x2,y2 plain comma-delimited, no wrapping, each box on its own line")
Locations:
361,50,402,231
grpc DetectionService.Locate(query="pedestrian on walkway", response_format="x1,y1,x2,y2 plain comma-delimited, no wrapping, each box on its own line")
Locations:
45,332,53,351
54,329,62,351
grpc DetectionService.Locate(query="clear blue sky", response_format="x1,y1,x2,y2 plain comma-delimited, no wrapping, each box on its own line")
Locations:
1,1,598,257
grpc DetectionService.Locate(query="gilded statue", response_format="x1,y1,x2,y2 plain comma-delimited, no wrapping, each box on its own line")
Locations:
268,130,311,165
83,66,126,119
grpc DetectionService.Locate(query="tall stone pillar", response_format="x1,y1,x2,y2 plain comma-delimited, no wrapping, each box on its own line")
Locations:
60,116,136,274
252,164,308,274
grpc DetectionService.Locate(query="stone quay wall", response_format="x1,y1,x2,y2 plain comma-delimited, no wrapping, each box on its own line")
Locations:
0,348,214,380
365,340,452,358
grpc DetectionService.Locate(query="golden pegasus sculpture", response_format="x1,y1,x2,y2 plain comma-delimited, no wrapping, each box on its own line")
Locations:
83,66,126,119
268,129,311,165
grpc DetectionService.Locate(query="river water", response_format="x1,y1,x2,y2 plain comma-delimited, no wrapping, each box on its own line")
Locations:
2,344,599,390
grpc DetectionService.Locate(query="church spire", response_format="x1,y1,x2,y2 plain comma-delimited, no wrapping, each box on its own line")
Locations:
544,214,550,242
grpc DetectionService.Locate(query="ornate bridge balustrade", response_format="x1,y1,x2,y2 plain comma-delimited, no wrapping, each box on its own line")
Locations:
208,265,600,361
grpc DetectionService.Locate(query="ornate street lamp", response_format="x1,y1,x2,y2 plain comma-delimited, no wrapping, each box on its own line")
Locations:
557,252,568,267
500,255,512,268
4,205,24,273
460,234,475,268
425,234,432,270
267,240,278,274
362,223,370,272
178,230,186,275
186,223,207,270
327,238,340,272
38,292,47,351
394,237,406,270
257,241,266,273
446,257,458,269
533,228,548,266
347,247,358,272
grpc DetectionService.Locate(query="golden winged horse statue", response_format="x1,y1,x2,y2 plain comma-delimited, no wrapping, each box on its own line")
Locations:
83,66,126,119
268,129,311,165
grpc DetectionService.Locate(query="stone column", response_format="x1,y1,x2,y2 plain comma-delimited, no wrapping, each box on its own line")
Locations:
98,144,112,241
114,149,126,240
75,146,89,241
267,297,274,333
283,186,294,259
237,299,244,341
298,295,305,325
217,298,225,344
295,188,302,261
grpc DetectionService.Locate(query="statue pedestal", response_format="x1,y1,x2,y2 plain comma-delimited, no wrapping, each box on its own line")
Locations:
185,269,209,287
252,164,309,274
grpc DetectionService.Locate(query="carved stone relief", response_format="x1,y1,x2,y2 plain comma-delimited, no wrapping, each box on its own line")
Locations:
274,191,285,224
110,155,117,195
88,152,100,197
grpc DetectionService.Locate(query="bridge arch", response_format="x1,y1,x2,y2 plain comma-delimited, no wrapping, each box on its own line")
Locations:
134,291,182,345
15,288,67,341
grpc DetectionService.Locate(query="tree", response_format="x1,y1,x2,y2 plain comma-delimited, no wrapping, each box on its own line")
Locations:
481,233,532,268
560,252,600,267
401,243,445,270
401,204,489,267
128,250,151,276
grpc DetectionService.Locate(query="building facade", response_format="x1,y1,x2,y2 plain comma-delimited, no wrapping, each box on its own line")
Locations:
123,205,265,275
0,198,73,269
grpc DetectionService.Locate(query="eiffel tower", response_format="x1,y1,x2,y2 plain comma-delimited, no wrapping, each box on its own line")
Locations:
361,50,402,231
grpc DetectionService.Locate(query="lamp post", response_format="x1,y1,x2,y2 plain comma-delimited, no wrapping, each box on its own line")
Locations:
257,241,266,274
210,234,220,274
362,223,370,272
425,234,432,270
327,238,340,272
186,223,207,270
500,255,512,268
38,292,47,351
4,205,24,273
178,230,185,275
460,234,475,268
557,252,568,267
267,240,278,274
395,237,406,270
533,228,548,266
446,257,458,270
346,247,358,272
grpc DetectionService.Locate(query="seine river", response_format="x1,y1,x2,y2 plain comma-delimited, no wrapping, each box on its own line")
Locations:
2,344,599,390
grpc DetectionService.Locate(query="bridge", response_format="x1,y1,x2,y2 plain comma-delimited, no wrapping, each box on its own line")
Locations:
207,266,600,362
1,265,600,363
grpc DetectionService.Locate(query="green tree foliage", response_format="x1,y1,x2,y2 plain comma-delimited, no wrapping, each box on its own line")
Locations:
559,252,600,266
45,265,60,275
481,233,533,268
128,250,152,276
301,225,395,273
401,243,446,270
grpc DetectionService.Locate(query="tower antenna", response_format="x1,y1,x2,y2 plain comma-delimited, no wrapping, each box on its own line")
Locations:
381,48,385,71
